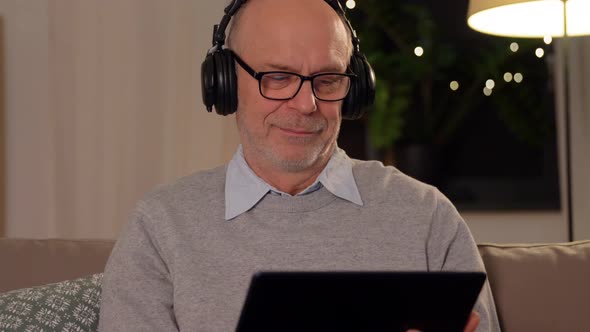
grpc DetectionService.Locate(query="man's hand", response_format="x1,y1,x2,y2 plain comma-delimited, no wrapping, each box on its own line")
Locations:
463,311,480,332
406,311,480,332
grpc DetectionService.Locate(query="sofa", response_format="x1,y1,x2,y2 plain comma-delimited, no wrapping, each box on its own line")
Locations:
1,238,589,331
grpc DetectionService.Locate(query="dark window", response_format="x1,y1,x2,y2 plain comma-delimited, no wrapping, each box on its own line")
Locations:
338,0,560,210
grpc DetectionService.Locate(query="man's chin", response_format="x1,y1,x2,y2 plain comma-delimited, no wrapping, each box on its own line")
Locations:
253,140,335,173
268,154,313,173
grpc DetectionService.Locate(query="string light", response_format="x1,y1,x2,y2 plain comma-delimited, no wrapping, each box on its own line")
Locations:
414,46,424,57
345,0,356,9
450,81,460,91
543,36,552,45
503,72,513,82
535,48,545,58
483,87,492,96
514,73,523,83
510,42,519,52
486,79,495,89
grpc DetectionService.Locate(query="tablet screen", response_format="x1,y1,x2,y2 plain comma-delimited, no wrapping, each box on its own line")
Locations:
235,271,486,332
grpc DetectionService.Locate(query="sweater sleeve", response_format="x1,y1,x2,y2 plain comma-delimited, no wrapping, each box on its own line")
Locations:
426,191,502,332
98,204,178,332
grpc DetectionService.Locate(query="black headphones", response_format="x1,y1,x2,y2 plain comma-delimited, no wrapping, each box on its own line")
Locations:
201,0,375,120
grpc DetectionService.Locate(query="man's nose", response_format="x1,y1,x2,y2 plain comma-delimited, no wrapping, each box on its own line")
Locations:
287,81,317,114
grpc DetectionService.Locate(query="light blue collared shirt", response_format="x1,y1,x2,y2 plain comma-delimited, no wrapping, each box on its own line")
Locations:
224,145,364,220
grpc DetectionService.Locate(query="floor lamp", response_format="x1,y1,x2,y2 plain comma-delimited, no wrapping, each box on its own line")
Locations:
467,0,590,241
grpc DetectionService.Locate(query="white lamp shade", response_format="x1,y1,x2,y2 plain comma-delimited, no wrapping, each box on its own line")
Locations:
468,0,590,37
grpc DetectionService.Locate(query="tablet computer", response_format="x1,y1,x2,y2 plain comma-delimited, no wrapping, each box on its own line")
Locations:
235,271,486,332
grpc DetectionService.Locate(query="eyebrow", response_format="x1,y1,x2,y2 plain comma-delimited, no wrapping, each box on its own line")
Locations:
265,63,296,71
263,63,347,74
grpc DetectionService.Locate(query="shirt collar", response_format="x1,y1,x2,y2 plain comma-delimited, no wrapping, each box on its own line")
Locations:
224,145,363,220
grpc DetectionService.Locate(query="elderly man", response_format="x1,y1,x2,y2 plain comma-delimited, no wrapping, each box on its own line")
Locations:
98,0,500,331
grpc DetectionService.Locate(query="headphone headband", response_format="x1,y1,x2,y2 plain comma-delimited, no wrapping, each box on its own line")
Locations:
211,0,247,51
324,0,360,52
201,0,375,119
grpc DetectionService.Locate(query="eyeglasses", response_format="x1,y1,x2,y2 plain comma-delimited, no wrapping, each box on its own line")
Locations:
232,51,356,102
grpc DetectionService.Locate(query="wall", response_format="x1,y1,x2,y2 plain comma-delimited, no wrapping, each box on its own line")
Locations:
0,1,588,242
0,14,4,237
1,0,53,238
0,0,239,239
569,37,590,241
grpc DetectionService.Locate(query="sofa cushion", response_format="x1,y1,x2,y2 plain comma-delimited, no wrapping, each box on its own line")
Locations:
478,240,590,332
0,274,102,332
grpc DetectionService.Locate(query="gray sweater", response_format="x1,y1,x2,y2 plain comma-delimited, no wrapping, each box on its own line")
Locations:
99,160,500,331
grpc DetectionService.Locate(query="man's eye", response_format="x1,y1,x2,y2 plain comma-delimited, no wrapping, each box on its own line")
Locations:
267,74,290,81
319,75,345,84
262,74,297,90
318,79,337,85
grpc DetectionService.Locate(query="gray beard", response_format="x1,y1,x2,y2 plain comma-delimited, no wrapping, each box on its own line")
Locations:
238,116,339,173
251,132,335,173
267,138,326,173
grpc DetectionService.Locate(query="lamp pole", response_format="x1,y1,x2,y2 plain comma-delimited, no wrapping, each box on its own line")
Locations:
562,0,574,241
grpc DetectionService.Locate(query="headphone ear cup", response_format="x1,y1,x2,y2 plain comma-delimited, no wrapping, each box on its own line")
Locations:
362,55,376,113
201,53,217,112
201,49,238,116
224,50,238,115
216,50,239,116
214,51,228,115
343,54,364,120
343,52,376,120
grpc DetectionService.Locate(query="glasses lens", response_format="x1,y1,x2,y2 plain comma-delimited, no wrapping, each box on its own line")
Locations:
259,72,352,101
312,74,351,101
260,73,301,99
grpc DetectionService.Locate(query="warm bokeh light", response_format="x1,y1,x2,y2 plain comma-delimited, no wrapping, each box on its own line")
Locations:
486,79,495,89
504,72,513,82
544,36,553,44
535,48,545,58
450,81,460,91
468,0,590,37
483,87,492,96
510,42,519,52
514,72,523,83
345,0,356,9
414,46,424,57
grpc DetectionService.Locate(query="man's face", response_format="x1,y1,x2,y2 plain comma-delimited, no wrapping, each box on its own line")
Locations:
232,0,350,174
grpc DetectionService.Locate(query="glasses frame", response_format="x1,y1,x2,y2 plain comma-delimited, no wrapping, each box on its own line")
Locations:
232,51,356,102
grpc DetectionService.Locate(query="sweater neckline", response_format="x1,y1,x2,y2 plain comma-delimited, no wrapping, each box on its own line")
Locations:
252,186,339,213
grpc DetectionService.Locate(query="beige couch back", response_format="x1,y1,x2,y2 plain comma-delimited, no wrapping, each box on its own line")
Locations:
2,238,590,331
0,238,114,293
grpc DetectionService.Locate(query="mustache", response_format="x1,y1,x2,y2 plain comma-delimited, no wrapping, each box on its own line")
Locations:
271,115,326,132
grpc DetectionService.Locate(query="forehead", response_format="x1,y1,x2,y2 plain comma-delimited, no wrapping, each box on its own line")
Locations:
233,0,350,71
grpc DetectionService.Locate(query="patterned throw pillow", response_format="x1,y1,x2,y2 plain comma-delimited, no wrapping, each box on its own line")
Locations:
0,274,102,332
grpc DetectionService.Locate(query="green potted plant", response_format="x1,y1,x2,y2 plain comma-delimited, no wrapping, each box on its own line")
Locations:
349,0,554,182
